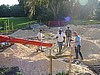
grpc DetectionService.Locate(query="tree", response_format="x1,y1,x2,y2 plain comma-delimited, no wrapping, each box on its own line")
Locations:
0,4,11,17
18,0,77,20
72,0,98,20
18,0,98,20
18,0,48,19
0,4,26,17
10,5,26,17
94,1,100,20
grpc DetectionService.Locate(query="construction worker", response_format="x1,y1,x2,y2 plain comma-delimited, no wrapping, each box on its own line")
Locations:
36,29,44,52
56,29,65,54
57,27,63,34
65,27,72,47
73,31,83,60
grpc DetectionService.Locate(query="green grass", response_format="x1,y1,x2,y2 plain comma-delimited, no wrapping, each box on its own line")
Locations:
0,17,36,30
9,17,31,25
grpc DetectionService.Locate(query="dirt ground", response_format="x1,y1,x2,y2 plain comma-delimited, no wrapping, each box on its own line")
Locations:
0,25,100,75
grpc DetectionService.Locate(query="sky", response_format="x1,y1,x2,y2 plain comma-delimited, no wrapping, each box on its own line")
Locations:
0,0,100,6
0,0,19,6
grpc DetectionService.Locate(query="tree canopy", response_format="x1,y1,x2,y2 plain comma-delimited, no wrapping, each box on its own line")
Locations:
18,0,99,20
0,0,99,21
0,4,26,17
94,1,100,20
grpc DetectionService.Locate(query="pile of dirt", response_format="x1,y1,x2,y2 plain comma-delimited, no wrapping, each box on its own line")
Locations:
64,25,87,35
84,54,100,65
0,44,95,75
37,25,49,31
66,25,100,40
72,64,95,75
81,39,100,57
10,25,100,40
85,24,100,29
0,25,100,75
83,28,100,40
10,29,37,39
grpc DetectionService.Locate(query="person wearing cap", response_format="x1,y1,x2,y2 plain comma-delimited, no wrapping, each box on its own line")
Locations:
57,27,64,35
65,27,72,47
73,31,83,60
56,30,65,54
36,29,43,52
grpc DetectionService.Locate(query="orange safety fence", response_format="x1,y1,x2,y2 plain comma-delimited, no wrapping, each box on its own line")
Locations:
0,35,53,47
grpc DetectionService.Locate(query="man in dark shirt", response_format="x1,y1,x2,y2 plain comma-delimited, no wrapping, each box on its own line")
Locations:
65,27,72,47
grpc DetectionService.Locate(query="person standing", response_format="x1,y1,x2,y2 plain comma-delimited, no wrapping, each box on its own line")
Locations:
37,29,43,52
73,31,83,60
57,27,63,35
56,30,65,54
65,27,72,47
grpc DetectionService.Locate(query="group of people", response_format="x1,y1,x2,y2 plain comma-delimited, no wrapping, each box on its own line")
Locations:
36,27,83,60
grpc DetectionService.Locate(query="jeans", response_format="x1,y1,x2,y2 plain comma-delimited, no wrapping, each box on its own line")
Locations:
66,37,71,46
58,42,63,53
75,45,83,60
37,41,43,50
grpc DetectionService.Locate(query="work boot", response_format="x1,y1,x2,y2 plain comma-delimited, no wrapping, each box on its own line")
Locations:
41,50,44,52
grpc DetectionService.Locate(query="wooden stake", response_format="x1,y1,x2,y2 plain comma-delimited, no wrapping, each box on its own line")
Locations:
68,47,73,75
8,19,10,32
6,23,7,34
12,22,14,32
47,55,73,59
50,56,52,75
49,48,52,75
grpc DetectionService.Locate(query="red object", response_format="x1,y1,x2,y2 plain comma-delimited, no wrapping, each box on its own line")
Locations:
0,35,53,47
48,21,65,27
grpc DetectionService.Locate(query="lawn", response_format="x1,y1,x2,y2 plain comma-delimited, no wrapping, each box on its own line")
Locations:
0,17,36,30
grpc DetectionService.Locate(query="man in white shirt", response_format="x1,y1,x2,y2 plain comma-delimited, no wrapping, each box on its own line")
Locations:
56,30,65,54
73,31,83,60
37,30,43,52
37,30,42,41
